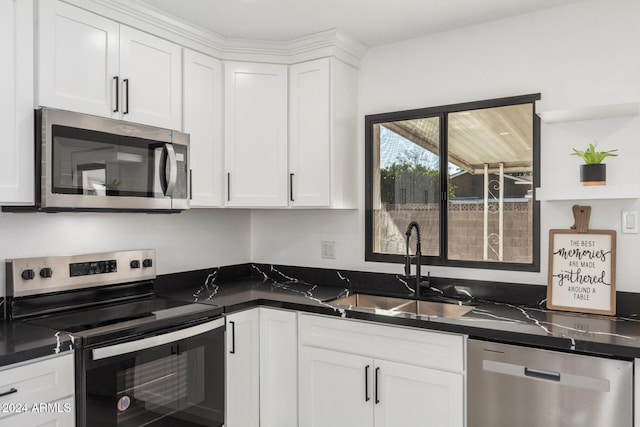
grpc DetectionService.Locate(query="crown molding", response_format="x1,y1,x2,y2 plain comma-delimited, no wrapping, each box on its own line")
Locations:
62,0,367,67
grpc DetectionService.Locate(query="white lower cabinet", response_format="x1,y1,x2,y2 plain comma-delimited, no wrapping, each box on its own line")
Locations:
374,359,464,427
0,353,75,426
226,308,260,427
226,308,298,427
260,307,298,426
299,347,373,427
299,314,465,427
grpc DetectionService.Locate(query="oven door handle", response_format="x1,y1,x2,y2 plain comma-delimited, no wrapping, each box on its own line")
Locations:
92,317,224,361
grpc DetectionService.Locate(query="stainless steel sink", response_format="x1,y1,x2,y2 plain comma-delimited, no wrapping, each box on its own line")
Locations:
329,294,416,314
327,293,474,319
416,300,474,318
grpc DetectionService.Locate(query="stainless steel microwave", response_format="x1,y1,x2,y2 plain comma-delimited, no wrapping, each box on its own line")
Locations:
30,108,190,212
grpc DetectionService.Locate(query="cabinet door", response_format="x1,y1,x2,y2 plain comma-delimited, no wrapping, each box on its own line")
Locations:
183,50,223,207
299,346,373,427
37,0,119,117
225,62,288,207
288,58,331,207
119,26,182,129
0,0,34,204
260,308,298,426
226,309,260,427
373,359,464,427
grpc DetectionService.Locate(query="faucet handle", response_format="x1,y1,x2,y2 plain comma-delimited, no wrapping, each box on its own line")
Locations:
404,255,417,278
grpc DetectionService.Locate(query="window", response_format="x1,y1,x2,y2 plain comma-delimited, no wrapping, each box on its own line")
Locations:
365,94,540,272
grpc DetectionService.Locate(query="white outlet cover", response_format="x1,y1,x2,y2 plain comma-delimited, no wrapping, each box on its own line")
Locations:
321,241,336,259
622,210,639,234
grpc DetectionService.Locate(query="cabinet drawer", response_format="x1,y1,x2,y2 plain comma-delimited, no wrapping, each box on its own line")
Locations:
299,314,465,372
0,396,75,426
0,353,74,420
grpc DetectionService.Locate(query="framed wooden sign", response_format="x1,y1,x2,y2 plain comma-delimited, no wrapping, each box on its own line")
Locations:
547,229,616,315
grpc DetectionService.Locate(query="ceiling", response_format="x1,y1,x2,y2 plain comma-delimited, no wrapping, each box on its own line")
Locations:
136,0,582,47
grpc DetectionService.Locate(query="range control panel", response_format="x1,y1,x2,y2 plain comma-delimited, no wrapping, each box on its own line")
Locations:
6,250,156,298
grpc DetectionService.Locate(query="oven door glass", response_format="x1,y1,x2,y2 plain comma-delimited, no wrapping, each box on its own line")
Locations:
51,124,188,201
83,325,224,427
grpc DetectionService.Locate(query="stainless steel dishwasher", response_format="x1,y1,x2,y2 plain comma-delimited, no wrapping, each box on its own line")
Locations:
468,339,632,427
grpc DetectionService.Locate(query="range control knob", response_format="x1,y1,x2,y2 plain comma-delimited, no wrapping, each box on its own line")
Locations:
142,258,153,268
130,260,141,269
21,269,35,280
39,267,53,278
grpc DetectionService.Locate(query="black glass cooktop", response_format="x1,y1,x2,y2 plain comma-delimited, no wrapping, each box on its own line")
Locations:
24,295,221,347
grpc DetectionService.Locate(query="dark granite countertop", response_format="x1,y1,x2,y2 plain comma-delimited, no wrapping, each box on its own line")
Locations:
0,319,74,367
158,265,640,360
5,262,640,367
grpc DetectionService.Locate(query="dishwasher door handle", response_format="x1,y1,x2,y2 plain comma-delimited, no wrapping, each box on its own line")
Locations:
483,359,610,392
524,367,561,382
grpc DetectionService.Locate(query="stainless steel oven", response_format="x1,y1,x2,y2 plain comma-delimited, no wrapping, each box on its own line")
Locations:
6,250,224,427
31,108,190,212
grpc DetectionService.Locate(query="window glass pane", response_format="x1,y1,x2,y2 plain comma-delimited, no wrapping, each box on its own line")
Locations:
372,117,440,256
447,104,533,263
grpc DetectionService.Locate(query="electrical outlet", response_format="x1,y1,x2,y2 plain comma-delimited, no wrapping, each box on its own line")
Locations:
622,210,639,234
321,241,336,259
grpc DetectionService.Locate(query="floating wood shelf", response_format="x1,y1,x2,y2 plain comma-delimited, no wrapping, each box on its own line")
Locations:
536,185,640,201
536,102,640,124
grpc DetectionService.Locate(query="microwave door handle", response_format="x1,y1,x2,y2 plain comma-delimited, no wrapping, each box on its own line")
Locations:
163,143,178,197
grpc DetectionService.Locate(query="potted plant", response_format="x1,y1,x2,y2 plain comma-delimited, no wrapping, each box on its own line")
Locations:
572,142,618,186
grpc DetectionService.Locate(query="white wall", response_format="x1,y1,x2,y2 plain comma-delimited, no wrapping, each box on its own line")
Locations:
0,209,251,297
252,0,640,291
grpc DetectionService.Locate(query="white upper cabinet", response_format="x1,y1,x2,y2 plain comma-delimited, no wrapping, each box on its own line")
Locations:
119,26,182,129
224,62,288,207
183,49,224,207
38,0,182,129
289,58,358,208
38,0,119,118
0,0,34,205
